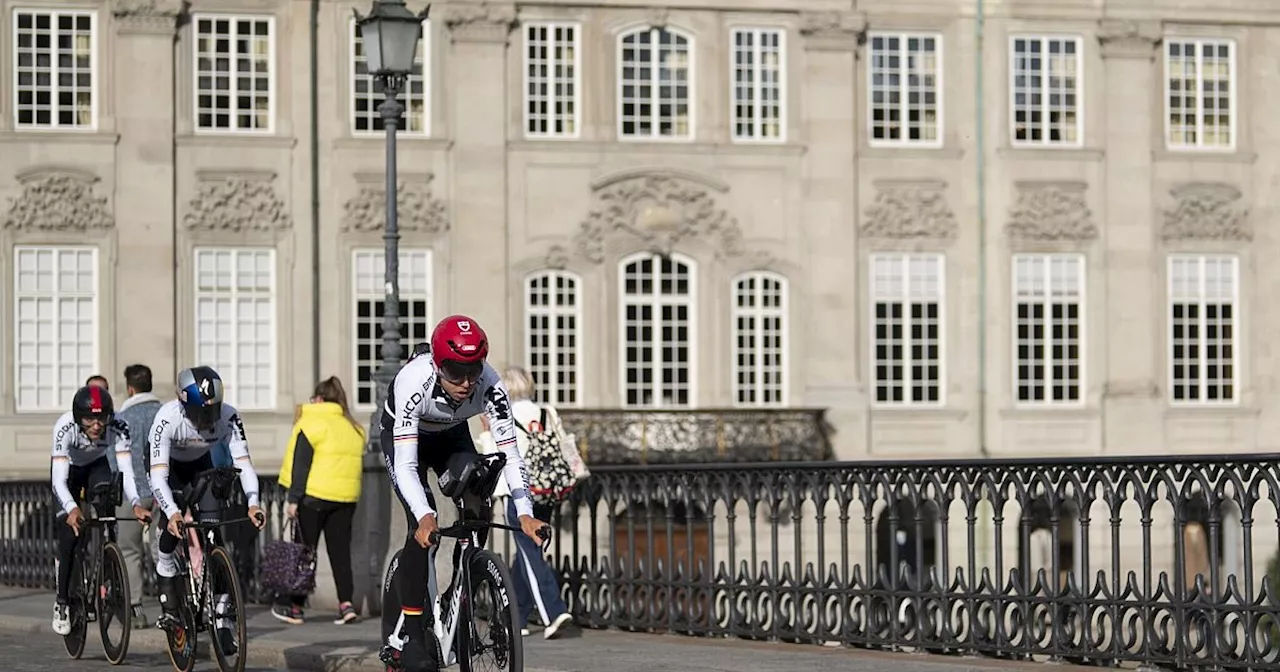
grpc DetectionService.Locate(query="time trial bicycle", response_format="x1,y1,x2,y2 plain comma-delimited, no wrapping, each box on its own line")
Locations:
379,452,551,672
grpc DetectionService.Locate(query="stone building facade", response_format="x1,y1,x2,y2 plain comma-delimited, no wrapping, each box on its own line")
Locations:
1,0,1278,480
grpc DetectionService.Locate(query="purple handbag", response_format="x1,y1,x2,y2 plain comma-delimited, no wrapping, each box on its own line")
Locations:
259,519,316,596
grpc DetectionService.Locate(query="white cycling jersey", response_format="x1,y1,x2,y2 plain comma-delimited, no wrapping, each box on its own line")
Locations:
50,411,142,515
381,354,533,521
147,399,261,519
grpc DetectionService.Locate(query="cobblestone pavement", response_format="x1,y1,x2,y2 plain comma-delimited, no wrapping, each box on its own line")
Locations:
0,629,281,671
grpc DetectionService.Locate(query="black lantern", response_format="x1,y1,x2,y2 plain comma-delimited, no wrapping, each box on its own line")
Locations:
354,0,429,78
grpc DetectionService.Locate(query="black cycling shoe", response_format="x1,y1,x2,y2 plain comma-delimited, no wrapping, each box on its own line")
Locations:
398,628,441,672
157,575,182,617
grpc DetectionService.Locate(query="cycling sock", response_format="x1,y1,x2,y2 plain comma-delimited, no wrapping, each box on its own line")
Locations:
156,550,178,578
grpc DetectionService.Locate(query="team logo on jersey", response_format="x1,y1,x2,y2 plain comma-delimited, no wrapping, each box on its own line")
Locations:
456,320,471,333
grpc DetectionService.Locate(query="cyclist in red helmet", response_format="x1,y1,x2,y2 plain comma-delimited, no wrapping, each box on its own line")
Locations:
378,315,547,672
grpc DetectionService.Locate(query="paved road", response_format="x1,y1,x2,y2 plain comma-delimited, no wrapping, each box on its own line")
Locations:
0,629,285,671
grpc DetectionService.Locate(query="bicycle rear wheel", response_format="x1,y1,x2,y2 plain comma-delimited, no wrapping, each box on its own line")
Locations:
98,541,132,664
62,552,88,659
207,545,247,672
162,574,197,672
458,549,522,672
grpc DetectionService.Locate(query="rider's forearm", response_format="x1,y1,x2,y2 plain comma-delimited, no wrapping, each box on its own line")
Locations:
497,437,534,518
233,457,261,507
149,467,180,519
50,459,77,515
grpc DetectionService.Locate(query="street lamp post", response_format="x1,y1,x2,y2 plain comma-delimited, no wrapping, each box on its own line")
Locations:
352,0,429,617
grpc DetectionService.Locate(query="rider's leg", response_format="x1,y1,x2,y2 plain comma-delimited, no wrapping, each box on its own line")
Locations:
154,458,202,617
382,425,441,672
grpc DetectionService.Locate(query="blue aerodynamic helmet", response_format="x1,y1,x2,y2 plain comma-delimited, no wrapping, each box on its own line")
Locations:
178,366,224,430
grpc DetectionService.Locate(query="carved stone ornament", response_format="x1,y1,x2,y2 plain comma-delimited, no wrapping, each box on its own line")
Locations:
440,2,516,42
184,178,292,233
574,176,743,263
342,177,449,234
1096,19,1161,59
1006,182,1098,242
799,11,866,47
544,244,570,270
111,0,183,17
861,181,958,241
1161,183,1250,242
645,7,670,29
3,173,114,232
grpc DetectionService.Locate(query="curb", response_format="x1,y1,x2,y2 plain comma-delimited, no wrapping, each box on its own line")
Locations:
0,612,387,672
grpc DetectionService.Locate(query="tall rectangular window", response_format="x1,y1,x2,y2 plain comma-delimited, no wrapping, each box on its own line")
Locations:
353,249,433,407
194,15,273,132
352,19,429,135
13,246,98,411
1013,254,1084,404
1169,255,1237,404
621,253,695,407
194,248,276,409
868,33,941,146
618,27,692,139
731,27,785,142
525,271,581,406
733,272,787,406
1010,36,1082,146
523,22,579,138
1166,38,1234,150
871,253,944,405
13,9,96,129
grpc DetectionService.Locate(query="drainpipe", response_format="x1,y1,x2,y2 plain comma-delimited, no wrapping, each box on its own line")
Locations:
309,0,321,383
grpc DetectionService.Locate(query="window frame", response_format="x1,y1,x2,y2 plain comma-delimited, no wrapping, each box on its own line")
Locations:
1008,34,1084,148
730,270,789,407
522,20,582,140
192,246,278,410
729,26,787,144
349,17,431,137
1163,37,1237,152
1010,253,1087,408
11,7,99,131
617,251,698,408
191,13,277,135
616,25,696,142
868,252,947,408
866,31,944,148
524,269,584,407
1167,254,1239,407
12,245,99,412
350,247,434,410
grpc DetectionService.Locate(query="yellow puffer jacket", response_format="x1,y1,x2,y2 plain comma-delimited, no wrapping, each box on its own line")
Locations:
279,402,365,504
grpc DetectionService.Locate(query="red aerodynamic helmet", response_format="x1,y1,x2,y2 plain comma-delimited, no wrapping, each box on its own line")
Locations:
431,315,489,381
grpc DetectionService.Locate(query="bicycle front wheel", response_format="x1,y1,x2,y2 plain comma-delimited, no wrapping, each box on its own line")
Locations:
206,546,247,672
98,541,132,664
62,552,88,660
458,549,523,672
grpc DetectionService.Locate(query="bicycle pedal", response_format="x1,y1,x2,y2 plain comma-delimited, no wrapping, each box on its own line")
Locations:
378,645,401,666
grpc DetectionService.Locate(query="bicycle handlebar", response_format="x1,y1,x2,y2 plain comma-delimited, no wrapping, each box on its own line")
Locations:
427,519,552,552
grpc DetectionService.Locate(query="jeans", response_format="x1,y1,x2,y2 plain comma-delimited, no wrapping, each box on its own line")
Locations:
506,500,566,628
114,496,153,607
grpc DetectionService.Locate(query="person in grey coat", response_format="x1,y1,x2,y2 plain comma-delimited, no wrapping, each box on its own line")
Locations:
114,364,163,628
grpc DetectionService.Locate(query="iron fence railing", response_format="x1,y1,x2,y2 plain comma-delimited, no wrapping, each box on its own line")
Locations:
4,453,1280,670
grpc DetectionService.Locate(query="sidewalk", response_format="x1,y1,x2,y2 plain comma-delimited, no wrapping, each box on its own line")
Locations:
0,587,1087,672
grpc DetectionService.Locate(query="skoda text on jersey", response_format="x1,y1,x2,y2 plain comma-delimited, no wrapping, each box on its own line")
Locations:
146,399,261,519
50,411,142,514
382,355,534,520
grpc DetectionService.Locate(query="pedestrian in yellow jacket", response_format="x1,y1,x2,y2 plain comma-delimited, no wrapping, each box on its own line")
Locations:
273,376,366,625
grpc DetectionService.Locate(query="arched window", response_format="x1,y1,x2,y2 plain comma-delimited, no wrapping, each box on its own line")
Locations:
620,253,695,407
524,270,582,406
732,271,787,406
618,26,692,139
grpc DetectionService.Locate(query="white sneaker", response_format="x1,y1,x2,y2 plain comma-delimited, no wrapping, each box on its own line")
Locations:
52,603,71,635
544,612,573,639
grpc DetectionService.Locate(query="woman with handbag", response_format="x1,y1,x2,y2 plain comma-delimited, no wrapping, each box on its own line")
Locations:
478,367,578,640
270,376,366,625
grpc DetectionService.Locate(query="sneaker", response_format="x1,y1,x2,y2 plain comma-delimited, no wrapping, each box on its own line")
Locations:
52,602,71,636
270,604,304,625
333,602,358,625
131,604,149,630
544,612,573,640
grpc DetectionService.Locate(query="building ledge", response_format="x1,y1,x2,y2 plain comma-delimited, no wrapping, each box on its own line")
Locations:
177,134,297,149
0,131,119,145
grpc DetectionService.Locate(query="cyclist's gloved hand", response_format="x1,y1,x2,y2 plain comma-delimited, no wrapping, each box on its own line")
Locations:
518,514,549,546
166,512,184,538
415,513,439,548
248,505,266,530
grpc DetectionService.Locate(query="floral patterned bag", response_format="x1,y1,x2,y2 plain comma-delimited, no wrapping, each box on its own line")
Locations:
259,518,316,596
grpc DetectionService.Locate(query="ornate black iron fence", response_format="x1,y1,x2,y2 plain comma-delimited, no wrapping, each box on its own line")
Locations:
4,453,1280,670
